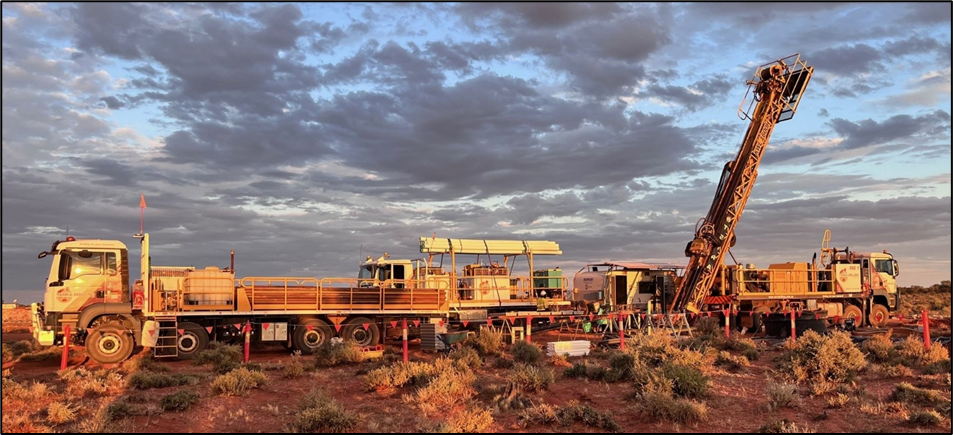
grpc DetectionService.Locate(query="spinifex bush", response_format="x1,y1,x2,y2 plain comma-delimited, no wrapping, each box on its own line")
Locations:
777,330,866,389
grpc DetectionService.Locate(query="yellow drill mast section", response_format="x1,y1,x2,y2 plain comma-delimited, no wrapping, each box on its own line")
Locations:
670,54,813,314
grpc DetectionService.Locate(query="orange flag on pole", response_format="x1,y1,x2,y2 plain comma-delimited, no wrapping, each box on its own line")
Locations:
140,193,147,209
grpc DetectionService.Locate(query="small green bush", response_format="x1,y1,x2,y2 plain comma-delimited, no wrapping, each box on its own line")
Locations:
907,410,942,427
766,382,798,411
466,328,503,356
127,371,197,390
160,391,200,412
450,346,483,368
409,366,476,416
509,363,554,392
511,340,544,365
362,361,434,392
284,351,305,379
664,364,709,399
606,351,637,381
288,390,357,433
211,367,268,396
193,342,243,373
636,390,707,425
106,400,137,420
889,382,950,407
314,341,363,367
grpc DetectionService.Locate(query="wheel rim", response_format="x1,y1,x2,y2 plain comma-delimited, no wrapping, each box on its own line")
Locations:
98,333,122,356
874,312,885,324
350,327,370,346
178,332,199,353
303,329,326,349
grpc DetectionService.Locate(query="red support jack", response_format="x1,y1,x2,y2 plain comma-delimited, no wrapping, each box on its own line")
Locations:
60,324,71,370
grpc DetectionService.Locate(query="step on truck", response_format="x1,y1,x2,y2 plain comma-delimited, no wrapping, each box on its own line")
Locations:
32,232,568,364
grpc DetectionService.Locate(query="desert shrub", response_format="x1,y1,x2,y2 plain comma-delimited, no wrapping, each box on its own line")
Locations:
889,382,950,407
160,391,200,412
767,382,798,411
907,410,942,427
409,365,477,416
606,351,637,382
826,393,849,409
663,364,709,399
288,390,357,433
1,344,10,363
120,355,167,373
778,330,865,390
563,362,608,381
362,361,434,392
466,328,503,356
493,356,515,369
870,363,915,378
284,351,305,379
923,359,952,375
430,407,494,433
106,400,137,420
757,419,815,433
19,346,62,362
46,401,76,425
450,346,483,368
211,367,268,396
715,351,749,372
509,363,554,392
7,340,35,357
193,342,242,373
519,401,620,431
511,340,544,365
314,340,363,367
127,371,197,390
636,388,707,425
861,334,897,363
56,368,124,398
693,316,721,337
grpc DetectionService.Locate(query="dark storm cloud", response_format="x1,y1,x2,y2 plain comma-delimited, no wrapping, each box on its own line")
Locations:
902,2,951,25
828,111,951,150
455,3,670,97
637,75,734,112
456,3,623,29
809,44,885,76
882,36,946,57
100,96,124,109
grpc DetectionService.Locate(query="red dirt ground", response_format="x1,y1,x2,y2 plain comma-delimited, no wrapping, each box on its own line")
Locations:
3,321,951,433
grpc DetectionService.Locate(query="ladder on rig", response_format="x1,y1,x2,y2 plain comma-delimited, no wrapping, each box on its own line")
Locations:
153,316,179,358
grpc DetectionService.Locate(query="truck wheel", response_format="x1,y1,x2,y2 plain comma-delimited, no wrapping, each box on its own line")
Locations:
868,304,889,328
751,312,765,334
843,305,863,324
293,319,332,355
343,317,380,347
86,321,134,365
176,322,209,360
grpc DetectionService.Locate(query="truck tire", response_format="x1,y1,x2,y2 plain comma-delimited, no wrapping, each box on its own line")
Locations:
293,319,332,355
843,305,863,324
176,322,209,360
868,304,889,328
86,321,134,365
343,317,380,347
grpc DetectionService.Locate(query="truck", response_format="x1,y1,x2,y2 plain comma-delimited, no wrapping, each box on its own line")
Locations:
31,233,569,364
717,230,900,330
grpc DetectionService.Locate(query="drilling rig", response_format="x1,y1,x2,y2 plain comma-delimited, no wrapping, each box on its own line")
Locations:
668,54,813,314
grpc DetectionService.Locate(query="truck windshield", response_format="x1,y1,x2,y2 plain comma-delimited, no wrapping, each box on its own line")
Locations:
874,259,894,275
359,265,374,279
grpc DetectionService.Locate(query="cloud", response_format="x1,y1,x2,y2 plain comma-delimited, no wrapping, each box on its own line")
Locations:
828,111,951,150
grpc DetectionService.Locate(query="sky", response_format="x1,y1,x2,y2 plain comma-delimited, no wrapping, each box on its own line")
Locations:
2,3,950,304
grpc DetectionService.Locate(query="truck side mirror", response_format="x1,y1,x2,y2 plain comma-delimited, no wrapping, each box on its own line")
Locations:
892,260,899,277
